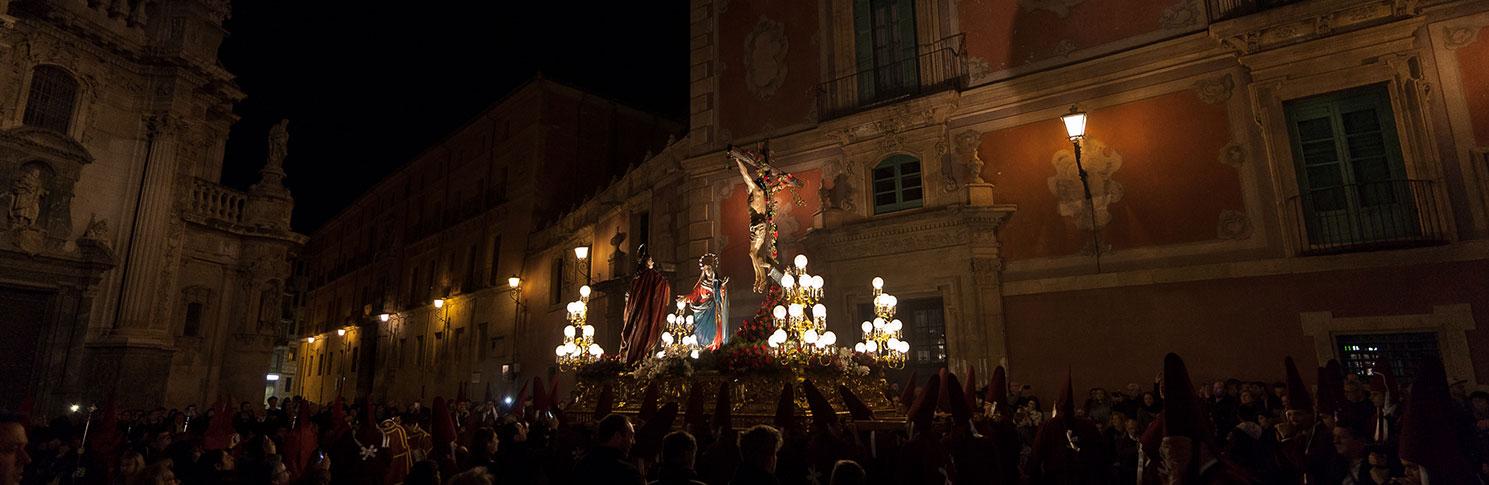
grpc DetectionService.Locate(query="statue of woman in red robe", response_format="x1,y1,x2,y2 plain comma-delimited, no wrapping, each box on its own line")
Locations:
620,245,672,364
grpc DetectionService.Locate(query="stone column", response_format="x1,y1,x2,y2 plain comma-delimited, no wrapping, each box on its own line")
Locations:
82,114,184,409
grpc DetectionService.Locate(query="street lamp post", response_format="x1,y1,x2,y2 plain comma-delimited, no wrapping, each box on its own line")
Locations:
1061,105,1102,272
573,246,591,285
507,275,526,381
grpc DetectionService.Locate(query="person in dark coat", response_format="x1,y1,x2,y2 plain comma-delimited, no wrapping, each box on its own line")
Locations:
650,430,708,485
1271,357,1335,485
573,414,645,485
1159,353,1249,485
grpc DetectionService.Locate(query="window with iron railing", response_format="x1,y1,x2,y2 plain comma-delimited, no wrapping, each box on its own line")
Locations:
821,33,965,120
1282,84,1448,255
1206,0,1307,22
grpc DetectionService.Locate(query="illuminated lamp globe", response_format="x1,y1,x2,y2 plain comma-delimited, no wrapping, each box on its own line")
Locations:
872,277,884,289
379,313,390,322
812,275,824,289
861,321,872,333
781,274,795,289
771,328,787,342
685,315,694,326
676,299,686,311
803,329,819,344
666,314,677,324
555,345,567,357
788,304,804,318
508,276,521,289
773,306,788,320
656,350,666,359
854,342,866,353
337,328,346,337
579,285,591,298
821,331,836,346
563,326,576,338
690,349,700,359
582,325,595,338
588,344,603,356
662,332,674,345
812,303,827,318
794,254,808,269
1061,105,1088,141
865,340,878,353
433,298,444,309
873,318,886,329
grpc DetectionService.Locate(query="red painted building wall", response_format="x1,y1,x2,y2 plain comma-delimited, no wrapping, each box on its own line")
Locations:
1455,25,1489,146
1004,260,1489,400
716,0,821,139
979,90,1243,261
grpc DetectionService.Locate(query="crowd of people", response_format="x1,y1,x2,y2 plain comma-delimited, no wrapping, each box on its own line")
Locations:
0,352,1484,485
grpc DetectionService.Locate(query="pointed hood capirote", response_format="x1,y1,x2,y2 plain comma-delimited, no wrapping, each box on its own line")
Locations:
987,366,1009,411
898,371,919,408
838,384,875,421
1162,353,1211,443
592,383,615,420
1316,359,1345,418
908,373,941,437
1399,358,1477,484
963,363,979,411
1055,368,1075,419
531,376,549,413
802,379,838,432
632,402,679,461
713,381,733,432
773,382,798,432
1284,356,1313,412
684,382,708,428
639,380,660,422
945,372,973,426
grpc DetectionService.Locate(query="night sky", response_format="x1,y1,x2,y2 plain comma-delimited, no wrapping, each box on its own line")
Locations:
217,2,690,234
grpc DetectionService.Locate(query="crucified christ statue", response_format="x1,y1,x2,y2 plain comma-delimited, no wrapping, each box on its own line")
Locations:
726,142,803,293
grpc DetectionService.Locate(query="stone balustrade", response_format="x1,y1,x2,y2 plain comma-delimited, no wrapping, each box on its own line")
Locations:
187,177,246,224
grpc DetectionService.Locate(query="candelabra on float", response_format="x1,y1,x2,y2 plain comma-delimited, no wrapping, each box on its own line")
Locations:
853,276,909,368
657,298,703,359
556,285,604,370
766,254,838,364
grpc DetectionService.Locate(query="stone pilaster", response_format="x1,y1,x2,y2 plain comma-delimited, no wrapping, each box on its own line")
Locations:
83,114,184,409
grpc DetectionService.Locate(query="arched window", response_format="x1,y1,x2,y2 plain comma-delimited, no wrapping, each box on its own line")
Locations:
22,66,79,134
872,154,923,214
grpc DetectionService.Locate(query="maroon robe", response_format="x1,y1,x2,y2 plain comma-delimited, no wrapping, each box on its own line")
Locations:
621,266,671,364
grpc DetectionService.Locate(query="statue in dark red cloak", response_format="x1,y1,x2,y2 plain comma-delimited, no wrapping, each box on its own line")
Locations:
620,245,671,364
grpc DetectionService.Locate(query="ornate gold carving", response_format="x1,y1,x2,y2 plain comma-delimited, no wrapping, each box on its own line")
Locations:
1209,0,1417,55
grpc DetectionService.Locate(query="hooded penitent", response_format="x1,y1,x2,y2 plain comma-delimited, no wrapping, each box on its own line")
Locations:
203,400,236,451
1399,358,1476,484
713,381,733,432
1315,360,1345,421
1284,356,1313,412
837,384,875,421
639,380,660,422
963,364,979,412
284,400,318,477
986,366,1009,415
945,372,973,428
531,376,549,414
907,373,940,438
774,382,799,433
684,383,708,429
511,379,529,415
1369,363,1398,443
1163,353,1210,481
593,383,615,420
801,379,838,433
1029,368,1110,485
328,397,352,444
898,371,919,409
632,401,679,461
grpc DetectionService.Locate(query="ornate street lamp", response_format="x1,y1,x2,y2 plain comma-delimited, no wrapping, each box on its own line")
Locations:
1061,105,1103,271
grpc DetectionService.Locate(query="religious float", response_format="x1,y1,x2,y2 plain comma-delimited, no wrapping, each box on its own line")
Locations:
556,145,913,429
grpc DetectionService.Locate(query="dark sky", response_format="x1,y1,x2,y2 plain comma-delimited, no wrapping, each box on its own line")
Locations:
217,2,690,234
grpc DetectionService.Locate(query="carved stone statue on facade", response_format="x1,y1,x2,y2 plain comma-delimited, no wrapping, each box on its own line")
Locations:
608,229,628,278
266,119,289,172
9,164,47,229
82,215,111,247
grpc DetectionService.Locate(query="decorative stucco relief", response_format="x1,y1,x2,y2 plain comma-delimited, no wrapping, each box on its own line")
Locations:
965,56,993,85
1019,0,1085,18
1444,25,1482,49
744,16,788,100
1159,0,1204,30
1195,73,1235,104
1218,142,1245,168
1047,139,1124,232
1217,209,1252,240
954,129,987,185
821,158,859,211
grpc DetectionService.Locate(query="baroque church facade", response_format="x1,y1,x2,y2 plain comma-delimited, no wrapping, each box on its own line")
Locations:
0,0,303,412
299,0,1489,405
